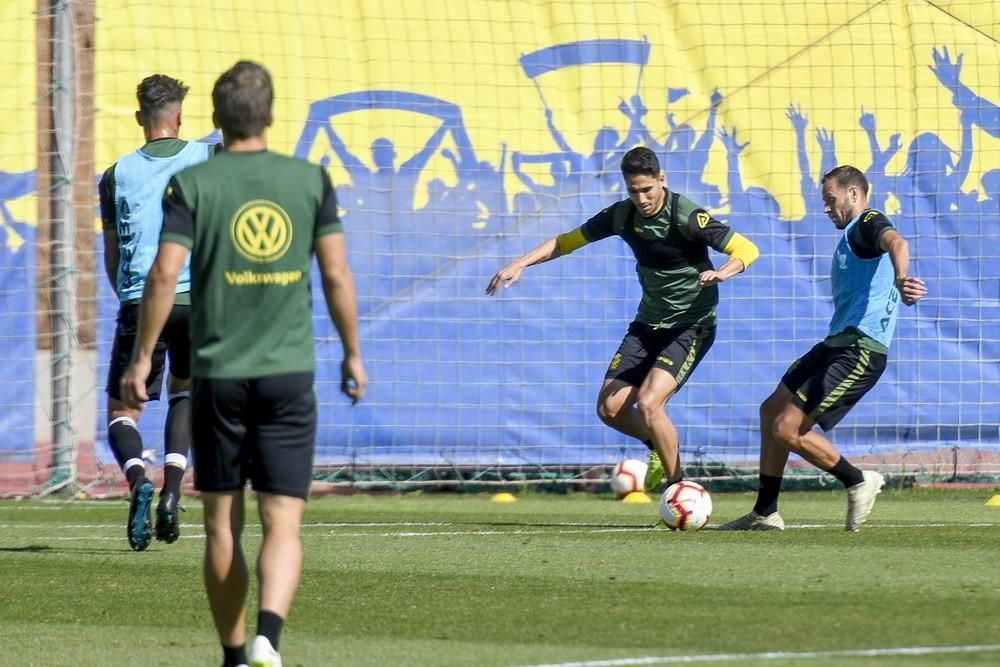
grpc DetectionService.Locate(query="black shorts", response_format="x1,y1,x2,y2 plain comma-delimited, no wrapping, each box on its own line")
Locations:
191,372,316,499
605,322,716,389
781,342,887,431
106,302,191,401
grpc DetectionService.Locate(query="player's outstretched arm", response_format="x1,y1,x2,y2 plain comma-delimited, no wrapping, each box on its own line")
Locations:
316,232,367,404
486,236,564,295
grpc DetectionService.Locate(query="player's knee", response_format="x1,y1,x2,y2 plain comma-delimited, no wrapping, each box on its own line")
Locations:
107,402,142,425
595,398,623,426
635,395,663,424
771,417,802,451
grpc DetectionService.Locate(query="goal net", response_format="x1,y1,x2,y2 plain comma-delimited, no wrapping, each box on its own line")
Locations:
3,0,998,496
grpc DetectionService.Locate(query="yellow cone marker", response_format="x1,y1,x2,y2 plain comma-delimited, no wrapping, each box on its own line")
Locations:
491,492,517,503
985,494,1000,507
622,491,651,504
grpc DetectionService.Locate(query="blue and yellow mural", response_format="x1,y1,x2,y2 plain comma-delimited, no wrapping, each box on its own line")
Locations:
2,1,997,467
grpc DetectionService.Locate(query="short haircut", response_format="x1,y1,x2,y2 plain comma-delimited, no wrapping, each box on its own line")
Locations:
212,61,273,140
620,146,661,178
822,165,870,196
136,75,189,123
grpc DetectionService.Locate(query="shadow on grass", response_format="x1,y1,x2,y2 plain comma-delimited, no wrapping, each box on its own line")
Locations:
0,544,138,554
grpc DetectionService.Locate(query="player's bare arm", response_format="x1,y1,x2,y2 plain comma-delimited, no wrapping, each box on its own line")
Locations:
697,257,745,288
120,241,187,407
880,228,927,306
699,231,760,288
486,236,564,295
316,232,367,404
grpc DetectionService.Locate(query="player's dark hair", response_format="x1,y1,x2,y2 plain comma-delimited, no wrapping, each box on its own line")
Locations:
212,61,273,140
620,146,661,178
822,164,870,196
136,74,189,123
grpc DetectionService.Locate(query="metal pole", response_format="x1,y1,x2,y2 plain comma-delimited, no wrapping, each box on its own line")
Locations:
47,0,77,491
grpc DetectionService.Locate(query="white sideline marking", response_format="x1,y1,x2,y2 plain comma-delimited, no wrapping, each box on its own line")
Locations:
1,520,999,535
514,644,1000,667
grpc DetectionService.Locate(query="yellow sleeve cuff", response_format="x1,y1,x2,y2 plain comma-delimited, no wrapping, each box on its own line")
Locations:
722,232,760,270
556,227,589,255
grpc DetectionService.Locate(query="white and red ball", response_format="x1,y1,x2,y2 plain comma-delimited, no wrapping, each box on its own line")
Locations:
659,480,712,531
609,458,648,499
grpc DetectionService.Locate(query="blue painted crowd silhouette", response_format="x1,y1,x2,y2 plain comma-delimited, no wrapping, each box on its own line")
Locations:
289,43,996,321
0,41,995,462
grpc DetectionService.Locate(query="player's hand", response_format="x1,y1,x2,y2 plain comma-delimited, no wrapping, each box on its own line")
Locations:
486,264,523,295
698,270,725,288
120,358,151,409
896,276,927,306
341,354,367,405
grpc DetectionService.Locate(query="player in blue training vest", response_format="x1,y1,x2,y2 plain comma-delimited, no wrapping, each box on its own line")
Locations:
720,164,927,532
99,74,218,551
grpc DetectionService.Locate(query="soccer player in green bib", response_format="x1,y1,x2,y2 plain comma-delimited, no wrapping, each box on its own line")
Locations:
121,61,367,667
487,146,759,501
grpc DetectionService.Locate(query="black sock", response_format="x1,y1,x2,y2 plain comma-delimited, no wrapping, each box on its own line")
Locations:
163,394,191,494
109,418,146,487
826,456,865,488
221,643,247,667
162,465,184,494
125,467,147,489
641,439,653,451
257,610,284,651
753,474,783,516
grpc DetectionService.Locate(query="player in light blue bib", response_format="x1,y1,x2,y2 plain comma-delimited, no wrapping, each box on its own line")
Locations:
720,164,927,532
99,74,218,551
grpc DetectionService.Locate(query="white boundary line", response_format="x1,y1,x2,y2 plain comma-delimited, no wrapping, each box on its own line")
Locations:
513,644,1000,666
1,520,998,534
2,521,997,542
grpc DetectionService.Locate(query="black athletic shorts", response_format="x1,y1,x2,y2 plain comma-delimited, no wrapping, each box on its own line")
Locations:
605,322,716,389
781,342,887,431
191,372,316,499
106,302,191,401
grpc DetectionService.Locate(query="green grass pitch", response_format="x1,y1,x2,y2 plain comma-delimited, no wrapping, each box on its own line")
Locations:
1,488,999,666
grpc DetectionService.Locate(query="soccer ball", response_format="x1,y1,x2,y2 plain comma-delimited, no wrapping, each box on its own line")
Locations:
659,481,713,531
609,458,648,499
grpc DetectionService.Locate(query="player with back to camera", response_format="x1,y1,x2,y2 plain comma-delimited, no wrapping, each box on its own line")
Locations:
121,61,367,667
719,165,926,532
99,74,219,551
487,146,759,512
